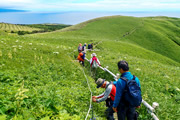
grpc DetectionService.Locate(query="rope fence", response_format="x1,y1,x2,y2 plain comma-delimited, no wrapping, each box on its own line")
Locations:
81,67,93,120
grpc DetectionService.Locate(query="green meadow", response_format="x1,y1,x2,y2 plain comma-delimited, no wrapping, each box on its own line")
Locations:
0,16,179,120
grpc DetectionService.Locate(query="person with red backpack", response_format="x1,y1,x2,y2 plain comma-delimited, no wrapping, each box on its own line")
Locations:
92,78,116,120
89,53,100,68
89,53,100,78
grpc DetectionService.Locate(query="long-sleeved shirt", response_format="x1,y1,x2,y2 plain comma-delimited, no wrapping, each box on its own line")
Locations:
96,81,112,103
113,72,141,108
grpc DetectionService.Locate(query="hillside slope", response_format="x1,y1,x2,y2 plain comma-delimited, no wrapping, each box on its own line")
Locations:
0,16,179,120
60,16,180,64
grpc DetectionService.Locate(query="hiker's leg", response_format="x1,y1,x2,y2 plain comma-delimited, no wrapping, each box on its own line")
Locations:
126,107,136,120
117,104,126,120
106,106,114,120
82,61,84,66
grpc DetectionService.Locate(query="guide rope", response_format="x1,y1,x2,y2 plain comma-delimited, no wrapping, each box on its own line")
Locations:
81,67,94,120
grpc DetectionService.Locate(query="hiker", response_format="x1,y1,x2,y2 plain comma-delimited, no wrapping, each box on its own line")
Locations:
78,43,82,53
88,43,93,50
92,78,116,120
89,53,100,78
82,43,87,53
77,51,85,66
112,60,141,120
89,53,100,67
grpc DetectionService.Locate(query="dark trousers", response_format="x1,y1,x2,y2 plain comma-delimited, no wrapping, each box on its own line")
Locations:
117,104,136,120
105,99,115,120
79,61,84,66
106,106,114,120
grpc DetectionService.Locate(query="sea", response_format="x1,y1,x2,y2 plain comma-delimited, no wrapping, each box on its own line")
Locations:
0,11,179,25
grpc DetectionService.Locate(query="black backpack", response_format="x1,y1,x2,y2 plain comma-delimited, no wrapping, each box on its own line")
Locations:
88,44,91,49
121,75,142,107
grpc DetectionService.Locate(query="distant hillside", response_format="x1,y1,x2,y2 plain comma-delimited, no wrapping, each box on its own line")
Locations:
24,24,71,32
60,16,180,64
0,23,71,35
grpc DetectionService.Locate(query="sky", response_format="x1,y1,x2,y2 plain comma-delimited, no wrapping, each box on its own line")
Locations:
0,0,180,12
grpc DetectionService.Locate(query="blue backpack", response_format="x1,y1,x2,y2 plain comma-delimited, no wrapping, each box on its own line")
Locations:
81,52,85,59
121,75,142,107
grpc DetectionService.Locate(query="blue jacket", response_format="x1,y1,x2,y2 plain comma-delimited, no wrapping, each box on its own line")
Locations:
113,72,141,108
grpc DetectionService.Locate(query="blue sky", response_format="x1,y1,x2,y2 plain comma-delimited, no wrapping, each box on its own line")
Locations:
0,0,180,12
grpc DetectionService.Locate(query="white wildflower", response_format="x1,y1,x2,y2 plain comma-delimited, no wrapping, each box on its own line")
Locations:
13,48,16,52
136,68,141,71
12,45,17,48
16,40,19,42
164,75,170,78
29,43,32,45
56,46,59,48
176,87,180,92
8,52,12,59
53,52,59,55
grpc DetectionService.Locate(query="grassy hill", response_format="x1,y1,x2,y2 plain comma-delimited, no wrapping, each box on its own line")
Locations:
0,16,179,120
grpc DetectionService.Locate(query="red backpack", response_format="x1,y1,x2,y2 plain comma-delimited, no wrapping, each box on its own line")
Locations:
91,57,99,67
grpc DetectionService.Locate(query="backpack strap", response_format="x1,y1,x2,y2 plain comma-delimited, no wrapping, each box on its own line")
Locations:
120,77,128,82
106,82,112,89
132,75,136,80
121,75,136,82
106,82,116,99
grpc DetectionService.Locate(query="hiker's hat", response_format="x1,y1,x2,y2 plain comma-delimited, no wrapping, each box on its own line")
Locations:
91,53,96,57
96,78,105,88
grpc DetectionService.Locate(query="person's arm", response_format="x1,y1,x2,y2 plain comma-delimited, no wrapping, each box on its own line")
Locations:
97,58,100,65
135,77,141,88
89,58,92,64
96,85,112,103
84,46,86,53
113,80,126,108
96,92,105,98
113,81,117,86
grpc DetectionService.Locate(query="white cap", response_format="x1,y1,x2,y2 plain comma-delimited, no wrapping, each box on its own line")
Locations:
91,53,96,57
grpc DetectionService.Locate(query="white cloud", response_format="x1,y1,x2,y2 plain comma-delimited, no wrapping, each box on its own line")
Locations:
0,0,179,11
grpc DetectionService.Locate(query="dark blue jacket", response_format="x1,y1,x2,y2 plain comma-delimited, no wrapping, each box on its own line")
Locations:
113,72,141,108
